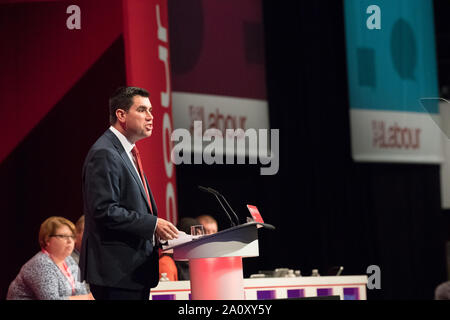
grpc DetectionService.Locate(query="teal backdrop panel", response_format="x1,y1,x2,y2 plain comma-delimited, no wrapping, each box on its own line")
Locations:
344,0,439,114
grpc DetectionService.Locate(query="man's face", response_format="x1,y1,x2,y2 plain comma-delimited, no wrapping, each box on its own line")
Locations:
120,95,153,143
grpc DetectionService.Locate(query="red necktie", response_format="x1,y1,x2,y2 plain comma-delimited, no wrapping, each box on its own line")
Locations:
131,146,153,214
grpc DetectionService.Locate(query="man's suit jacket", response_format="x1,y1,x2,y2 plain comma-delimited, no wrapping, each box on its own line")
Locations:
80,129,159,290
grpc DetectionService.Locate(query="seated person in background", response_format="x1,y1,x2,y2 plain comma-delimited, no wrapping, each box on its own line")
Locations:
158,246,178,282
71,215,84,264
159,217,199,281
70,214,90,293
196,214,218,235
7,216,94,300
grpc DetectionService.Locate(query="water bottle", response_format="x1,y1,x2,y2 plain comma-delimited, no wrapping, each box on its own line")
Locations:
160,273,170,281
287,270,296,278
311,269,320,277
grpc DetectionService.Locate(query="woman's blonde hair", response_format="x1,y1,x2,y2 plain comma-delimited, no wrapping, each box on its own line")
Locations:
38,216,76,249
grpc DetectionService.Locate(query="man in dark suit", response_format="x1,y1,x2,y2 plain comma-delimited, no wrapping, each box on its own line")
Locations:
80,87,178,300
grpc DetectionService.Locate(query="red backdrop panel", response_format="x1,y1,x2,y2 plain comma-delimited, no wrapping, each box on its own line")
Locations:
0,0,123,163
122,0,178,224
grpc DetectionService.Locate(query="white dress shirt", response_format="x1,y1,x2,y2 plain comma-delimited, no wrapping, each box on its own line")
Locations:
109,126,144,188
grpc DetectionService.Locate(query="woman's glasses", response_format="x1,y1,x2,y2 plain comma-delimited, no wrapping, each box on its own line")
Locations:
50,234,75,241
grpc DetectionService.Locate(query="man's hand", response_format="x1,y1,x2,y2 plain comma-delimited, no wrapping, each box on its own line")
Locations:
155,218,179,241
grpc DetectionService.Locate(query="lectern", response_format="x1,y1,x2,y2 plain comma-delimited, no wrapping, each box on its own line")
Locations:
163,222,275,300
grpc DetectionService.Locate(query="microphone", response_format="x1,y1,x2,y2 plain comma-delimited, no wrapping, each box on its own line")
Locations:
206,187,240,226
198,186,238,227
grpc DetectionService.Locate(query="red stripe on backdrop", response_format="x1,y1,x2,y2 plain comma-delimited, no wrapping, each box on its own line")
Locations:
122,0,178,225
0,0,123,163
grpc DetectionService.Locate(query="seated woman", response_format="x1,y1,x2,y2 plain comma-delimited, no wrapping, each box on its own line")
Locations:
7,216,94,300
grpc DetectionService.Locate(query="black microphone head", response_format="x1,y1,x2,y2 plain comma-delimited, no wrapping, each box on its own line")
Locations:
206,187,219,194
198,185,210,193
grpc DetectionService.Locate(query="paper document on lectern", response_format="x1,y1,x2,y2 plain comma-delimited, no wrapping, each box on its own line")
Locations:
162,231,193,250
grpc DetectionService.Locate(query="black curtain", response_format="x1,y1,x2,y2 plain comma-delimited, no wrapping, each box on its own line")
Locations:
176,0,449,299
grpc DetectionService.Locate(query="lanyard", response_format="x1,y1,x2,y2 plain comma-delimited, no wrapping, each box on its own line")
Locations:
41,249,75,295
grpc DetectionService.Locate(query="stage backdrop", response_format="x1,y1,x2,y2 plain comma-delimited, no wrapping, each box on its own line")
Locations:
0,0,177,225
344,0,443,163
168,0,269,157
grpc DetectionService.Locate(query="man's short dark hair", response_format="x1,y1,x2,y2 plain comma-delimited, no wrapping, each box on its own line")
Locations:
109,86,150,125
